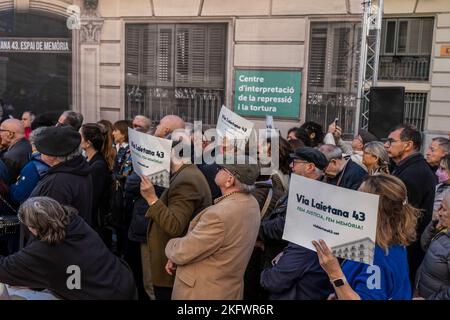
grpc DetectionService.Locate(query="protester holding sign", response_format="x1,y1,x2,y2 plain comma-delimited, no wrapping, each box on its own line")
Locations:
260,147,332,300
140,140,212,300
313,174,420,300
259,147,329,249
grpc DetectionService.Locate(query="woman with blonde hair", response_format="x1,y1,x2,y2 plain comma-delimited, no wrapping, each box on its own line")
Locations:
362,141,390,175
313,174,420,300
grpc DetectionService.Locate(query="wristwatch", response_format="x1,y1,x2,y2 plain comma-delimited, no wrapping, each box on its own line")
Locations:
331,278,346,288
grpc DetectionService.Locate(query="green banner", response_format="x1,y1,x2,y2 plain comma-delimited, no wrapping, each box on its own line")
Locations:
234,70,301,118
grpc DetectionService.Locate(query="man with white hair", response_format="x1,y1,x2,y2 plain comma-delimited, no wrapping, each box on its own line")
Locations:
319,144,367,190
0,119,32,182
132,115,151,133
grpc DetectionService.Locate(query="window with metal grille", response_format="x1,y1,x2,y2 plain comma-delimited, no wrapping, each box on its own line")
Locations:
379,18,433,81
306,22,361,139
404,92,427,131
125,23,227,126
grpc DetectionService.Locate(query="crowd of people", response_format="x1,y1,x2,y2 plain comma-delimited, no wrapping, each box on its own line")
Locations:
0,110,448,301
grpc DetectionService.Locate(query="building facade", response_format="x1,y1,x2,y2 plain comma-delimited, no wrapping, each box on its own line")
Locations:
0,0,448,141
332,237,375,264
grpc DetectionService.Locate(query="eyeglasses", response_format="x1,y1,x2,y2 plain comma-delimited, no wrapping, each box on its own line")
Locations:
382,138,402,147
291,159,309,165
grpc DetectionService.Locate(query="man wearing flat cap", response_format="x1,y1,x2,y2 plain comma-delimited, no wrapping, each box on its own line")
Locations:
260,147,329,244
30,126,93,225
164,156,261,300
260,147,333,300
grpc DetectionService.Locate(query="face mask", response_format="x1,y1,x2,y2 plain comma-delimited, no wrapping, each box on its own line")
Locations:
436,168,449,184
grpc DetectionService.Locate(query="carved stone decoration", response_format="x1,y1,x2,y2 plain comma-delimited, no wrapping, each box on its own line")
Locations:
83,0,100,17
80,18,103,44
84,0,99,10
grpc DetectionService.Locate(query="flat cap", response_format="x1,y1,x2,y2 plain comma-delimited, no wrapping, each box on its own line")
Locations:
220,156,259,185
290,147,329,171
34,126,81,157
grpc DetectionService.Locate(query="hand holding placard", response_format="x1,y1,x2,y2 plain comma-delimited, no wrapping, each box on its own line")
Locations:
140,174,158,205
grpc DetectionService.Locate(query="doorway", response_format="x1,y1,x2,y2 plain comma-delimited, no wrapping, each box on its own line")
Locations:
0,10,72,118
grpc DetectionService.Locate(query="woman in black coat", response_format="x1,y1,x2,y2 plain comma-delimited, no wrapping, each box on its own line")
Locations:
0,197,137,300
416,190,450,300
80,123,114,241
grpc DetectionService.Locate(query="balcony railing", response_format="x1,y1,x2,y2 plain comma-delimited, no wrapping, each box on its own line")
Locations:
125,85,223,127
404,92,427,132
306,92,357,139
378,56,430,81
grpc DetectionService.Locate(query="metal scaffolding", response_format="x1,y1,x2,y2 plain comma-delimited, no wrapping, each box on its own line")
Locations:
354,0,384,133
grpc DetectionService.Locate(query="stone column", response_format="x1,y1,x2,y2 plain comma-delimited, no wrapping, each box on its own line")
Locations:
79,0,103,123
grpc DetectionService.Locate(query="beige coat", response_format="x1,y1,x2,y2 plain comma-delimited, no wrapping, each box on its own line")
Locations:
165,192,260,300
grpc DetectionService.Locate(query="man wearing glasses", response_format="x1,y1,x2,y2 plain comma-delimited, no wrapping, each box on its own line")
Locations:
384,124,436,288
260,147,332,300
259,147,329,259
0,119,32,183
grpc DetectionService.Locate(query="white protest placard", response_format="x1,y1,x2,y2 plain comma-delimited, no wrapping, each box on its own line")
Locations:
128,128,172,188
216,106,254,150
283,175,379,265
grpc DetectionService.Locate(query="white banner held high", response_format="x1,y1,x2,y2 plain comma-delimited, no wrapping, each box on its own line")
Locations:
216,106,254,150
129,128,172,188
283,175,379,265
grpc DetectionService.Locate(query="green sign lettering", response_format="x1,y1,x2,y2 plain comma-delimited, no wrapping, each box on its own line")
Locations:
234,70,301,118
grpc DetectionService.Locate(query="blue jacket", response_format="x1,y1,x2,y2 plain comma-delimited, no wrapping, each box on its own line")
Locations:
10,153,49,204
342,245,412,300
260,242,332,300
326,158,367,190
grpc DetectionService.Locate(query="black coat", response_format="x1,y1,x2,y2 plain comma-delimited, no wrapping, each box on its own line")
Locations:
2,138,32,183
0,215,137,300
416,221,450,300
391,152,437,283
31,155,93,225
326,158,367,190
125,172,165,243
87,153,112,230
